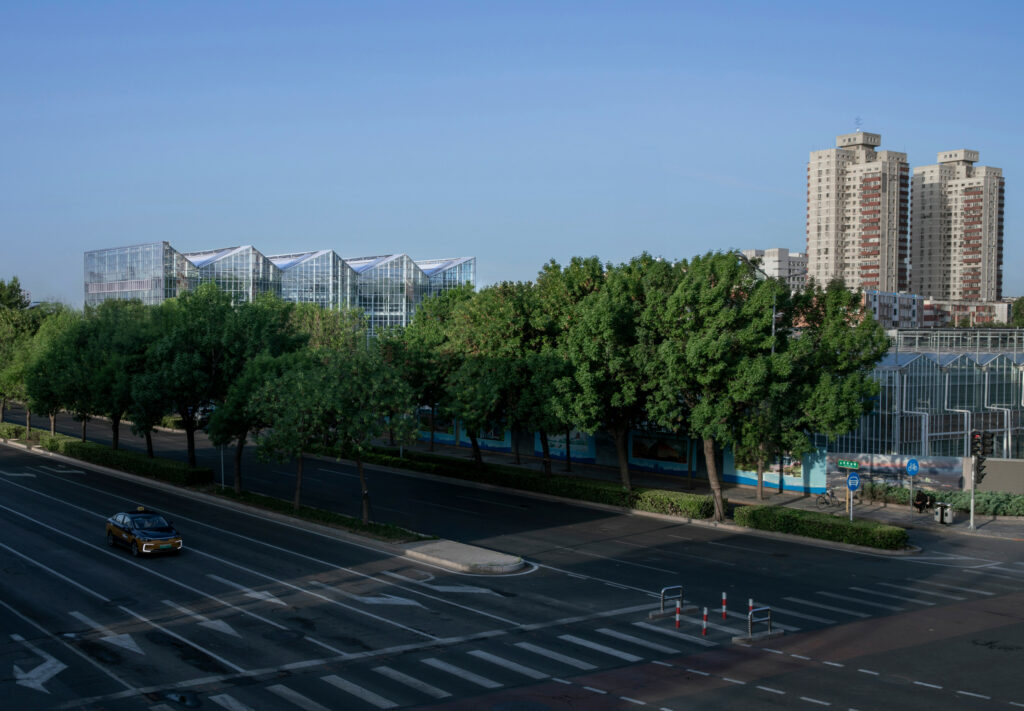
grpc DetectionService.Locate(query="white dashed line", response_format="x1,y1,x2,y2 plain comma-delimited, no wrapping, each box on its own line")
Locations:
620,697,646,705
763,648,784,654
791,654,811,660
723,677,746,685
822,661,844,667
757,685,785,694
584,686,608,694
913,681,942,689
857,668,879,675
652,660,673,667
799,697,830,706
686,668,710,676
957,690,990,699
553,678,572,685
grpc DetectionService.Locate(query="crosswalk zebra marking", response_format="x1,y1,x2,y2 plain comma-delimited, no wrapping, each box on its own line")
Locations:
631,621,718,648
559,634,643,662
783,597,870,618
877,583,964,600
848,586,934,606
422,658,502,688
515,642,597,670
267,685,332,711
816,591,904,611
322,674,399,708
208,695,256,711
467,650,548,680
595,627,680,654
373,666,450,699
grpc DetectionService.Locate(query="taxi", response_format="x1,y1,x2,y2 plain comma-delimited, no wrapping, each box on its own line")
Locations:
105,506,183,556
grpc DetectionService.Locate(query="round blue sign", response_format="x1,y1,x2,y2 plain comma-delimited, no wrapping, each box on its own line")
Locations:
906,458,919,477
847,473,861,491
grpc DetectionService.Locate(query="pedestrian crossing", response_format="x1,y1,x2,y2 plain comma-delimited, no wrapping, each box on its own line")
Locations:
187,574,1010,710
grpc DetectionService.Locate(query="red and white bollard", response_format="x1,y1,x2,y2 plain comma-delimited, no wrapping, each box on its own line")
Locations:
675,600,681,629
722,592,727,619
702,606,708,636
749,597,754,614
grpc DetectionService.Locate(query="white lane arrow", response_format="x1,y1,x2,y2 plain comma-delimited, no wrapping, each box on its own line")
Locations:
69,611,144,655
208,574,288,607
163,600,241,638
11,633,68,693
381,571,497,595
308,580,424,608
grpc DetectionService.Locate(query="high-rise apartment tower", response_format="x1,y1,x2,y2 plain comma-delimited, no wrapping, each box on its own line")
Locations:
806,132,910,291
909,150,1004,301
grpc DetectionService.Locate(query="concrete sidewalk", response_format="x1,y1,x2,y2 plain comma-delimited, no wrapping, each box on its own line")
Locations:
394,438,1024,542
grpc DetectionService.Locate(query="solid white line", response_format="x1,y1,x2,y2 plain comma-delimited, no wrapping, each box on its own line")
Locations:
816,591,903,611
316,467,358,478
957,690,990,699
373,666,450,699
322,674,399,708
515,642,596,670
632,622,718,648
422,658,502,688
783,597,870,618
267,684,332,711
209,695,256,711
584,686,608,694
910,579,994,596
467,650,548,679
913,681,942,689
763,605,836,624
0,541,109,602
560,634,643,662
847,587,934,606
757,685,785,694
604,582,630,590
596,627,680,654
876,583,963,600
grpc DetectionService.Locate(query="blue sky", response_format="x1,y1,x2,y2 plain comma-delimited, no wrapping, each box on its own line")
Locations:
2,1,1021,306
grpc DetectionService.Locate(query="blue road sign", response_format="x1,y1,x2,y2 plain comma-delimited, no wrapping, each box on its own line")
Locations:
906,458,919,477
847,473,861,491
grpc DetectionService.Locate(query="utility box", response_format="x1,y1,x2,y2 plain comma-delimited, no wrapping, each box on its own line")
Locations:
934,503,955,524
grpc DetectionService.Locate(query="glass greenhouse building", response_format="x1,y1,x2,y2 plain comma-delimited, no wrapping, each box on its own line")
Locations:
84,242,475,333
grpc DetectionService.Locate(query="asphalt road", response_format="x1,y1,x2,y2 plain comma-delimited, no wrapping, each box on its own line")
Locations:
1,406,1023,710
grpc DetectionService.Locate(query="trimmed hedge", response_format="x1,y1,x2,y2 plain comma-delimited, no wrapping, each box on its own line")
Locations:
0,423,26,439
360,447,716,519
215,487,429,543
862,482,1024,516
38,435,213,487
734,505,909,550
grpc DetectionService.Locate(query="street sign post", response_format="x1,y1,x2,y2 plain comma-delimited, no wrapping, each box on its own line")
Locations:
846,473,860,521
837,459,859,470
906,458,919,513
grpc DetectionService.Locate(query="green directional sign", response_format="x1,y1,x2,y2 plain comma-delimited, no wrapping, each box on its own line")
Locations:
837,459,859,469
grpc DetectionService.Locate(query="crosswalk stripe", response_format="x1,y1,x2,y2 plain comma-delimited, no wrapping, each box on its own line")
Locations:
783,597,870,618
267,684,332,711
816,591,904,611
762,605,836,624
208,695,256,711
373,666,450,699
910,580,994,596
631,621,717,648
849,586,934,606
468,650,548,679
559,634,643,662
422,658,502,688
596,627,680,654
877,583,964,600
322,674,399,708
727,609,801,632
515,642,597,669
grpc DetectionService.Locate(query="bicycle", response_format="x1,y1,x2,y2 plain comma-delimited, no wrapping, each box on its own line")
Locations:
816,487,860,509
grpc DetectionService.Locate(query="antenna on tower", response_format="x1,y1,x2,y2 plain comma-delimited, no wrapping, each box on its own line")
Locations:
854,116,863,132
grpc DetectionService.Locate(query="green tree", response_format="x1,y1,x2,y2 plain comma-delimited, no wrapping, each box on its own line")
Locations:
25,309,82,435
0,276,30,310
1011,299,1024,328
291,302,366,351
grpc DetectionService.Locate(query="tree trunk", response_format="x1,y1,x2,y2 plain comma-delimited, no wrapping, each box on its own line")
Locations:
512,427,521,465
81,417,87,442
688,438,695,491
0,397,5,423
145,430,153,458
539,428,551,475
564,426,572,472
293,454,304,511
111,414,121,451
234,436,246,494
25,409,31,436
357,458,370,524
468,431,482,468
185,425,197,469
777,454,784,493
613,425,631,491
49,414,56,436
704,437,725,522
756,456,765,501
429,406,436,453
388,426,395,447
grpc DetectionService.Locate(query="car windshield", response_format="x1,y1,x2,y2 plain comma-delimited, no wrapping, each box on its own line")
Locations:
133,516,169,529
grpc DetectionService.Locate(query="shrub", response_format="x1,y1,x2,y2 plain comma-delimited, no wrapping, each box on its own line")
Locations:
734,504,909,550
0,423,26,439
39,436,213,486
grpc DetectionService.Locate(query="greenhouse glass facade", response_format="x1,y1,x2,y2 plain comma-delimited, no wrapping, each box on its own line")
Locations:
182,246,282,303
827,330,1024,460
417,257,477,298
270,250,358,310
84,242,197,307
347,254,431,333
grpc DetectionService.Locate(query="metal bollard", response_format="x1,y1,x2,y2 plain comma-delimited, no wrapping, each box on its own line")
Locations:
702,607,708,636
722,592,727,619
675,601,680,629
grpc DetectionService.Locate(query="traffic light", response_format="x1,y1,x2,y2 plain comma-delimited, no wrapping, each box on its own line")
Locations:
976,453,988,484
971,430,983,456
982,430,995,457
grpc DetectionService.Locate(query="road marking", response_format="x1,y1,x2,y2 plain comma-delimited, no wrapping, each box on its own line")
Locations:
823,661,843,667
763,648,783,654
557,546,682,574
162,600,240,637
70,611,144,655
422,658,502,688
559,634,643,662
757,685,785,694
37,465,84,474
762,604,836,624
723,677,746,685
913,681,942,689
847,587,934,606
119,605,246,673
596,627,680,654
373,666,450,698
267,684,332,711
209,695,256,711
515,642,596,670
800,696,830,706
686,668,710,676
207,574,288,607
425,501,479,515
858,668,879,675
322,674,399,708
876,583,964,600
620,697,646,705
783,597,870,618
316,467,359,478
652,660,673,667
790,654,810,660
632,621,717,648
457,494,528,510
380,571,501,597
468,650,548,679
816,591,903,611
584,686,608,694
727,608,801,631
310,581,424,608
604,582,630,590
957,690,990,699
910,580,994,596
10,633,68,694
0,469,35,477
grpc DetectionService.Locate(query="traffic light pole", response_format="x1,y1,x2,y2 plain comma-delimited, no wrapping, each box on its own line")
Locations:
969,455,976,532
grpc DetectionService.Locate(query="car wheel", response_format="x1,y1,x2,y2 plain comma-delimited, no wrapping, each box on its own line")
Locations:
131,540,140,557
106,531,115,547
